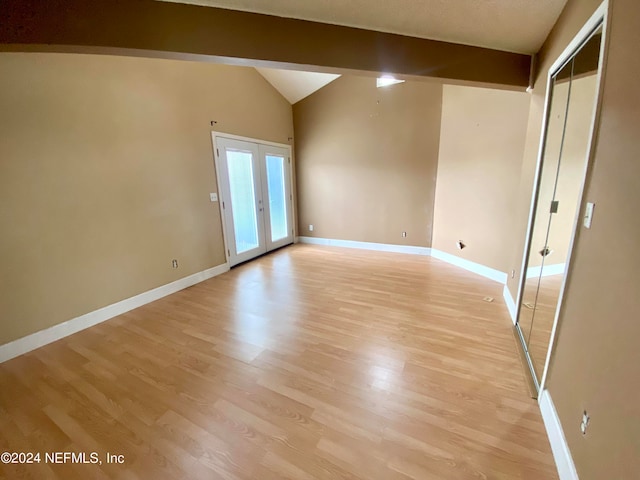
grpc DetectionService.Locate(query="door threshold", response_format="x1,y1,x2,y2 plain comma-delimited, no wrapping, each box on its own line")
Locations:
230,242,294,269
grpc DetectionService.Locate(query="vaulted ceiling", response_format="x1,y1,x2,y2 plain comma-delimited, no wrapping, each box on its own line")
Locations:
255,68,340,104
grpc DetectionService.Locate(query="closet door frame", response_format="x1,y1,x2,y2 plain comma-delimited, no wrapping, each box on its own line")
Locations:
513,1,609,394
211,132,295,267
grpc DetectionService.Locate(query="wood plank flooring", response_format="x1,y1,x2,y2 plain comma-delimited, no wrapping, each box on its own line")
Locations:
0,244,558,479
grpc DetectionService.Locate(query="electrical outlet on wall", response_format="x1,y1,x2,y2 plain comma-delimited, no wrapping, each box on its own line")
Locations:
309,224,314,232
172,259,179,269
402,231,407,238
511,269,516,279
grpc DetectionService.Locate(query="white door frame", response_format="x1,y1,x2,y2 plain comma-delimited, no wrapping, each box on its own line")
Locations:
211,132,295,266
215,137,267,266
513,1,609,394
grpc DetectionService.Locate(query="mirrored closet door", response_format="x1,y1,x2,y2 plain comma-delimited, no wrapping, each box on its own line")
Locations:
516,22,604,394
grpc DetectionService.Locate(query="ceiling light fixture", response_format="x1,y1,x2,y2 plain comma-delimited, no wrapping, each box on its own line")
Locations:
376,75,405,88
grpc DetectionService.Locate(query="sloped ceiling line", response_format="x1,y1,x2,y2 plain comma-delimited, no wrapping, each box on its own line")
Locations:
255,68,341,104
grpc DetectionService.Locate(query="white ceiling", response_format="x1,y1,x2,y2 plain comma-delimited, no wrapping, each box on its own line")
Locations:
255,68,340,104
163,0,568,54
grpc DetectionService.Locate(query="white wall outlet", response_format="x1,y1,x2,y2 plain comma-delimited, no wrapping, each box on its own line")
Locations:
209,192,218,202
172,259,179,269
511,269,516,279
580,410,590,435
584,202,595,229
402,231,407,238
309,224,314,232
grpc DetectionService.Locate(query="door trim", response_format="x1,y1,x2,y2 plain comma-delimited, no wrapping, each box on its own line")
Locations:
216,137,267,266
513,1,609,394
212,132,290,150
538,2,609,393
211,132,294,266
259,143,295,251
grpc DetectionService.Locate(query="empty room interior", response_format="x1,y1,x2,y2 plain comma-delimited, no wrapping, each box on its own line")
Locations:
0,0,638,479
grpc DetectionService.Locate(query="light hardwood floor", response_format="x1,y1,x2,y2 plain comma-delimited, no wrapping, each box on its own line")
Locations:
0,245,558,480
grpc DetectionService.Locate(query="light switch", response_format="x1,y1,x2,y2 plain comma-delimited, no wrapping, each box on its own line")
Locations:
584,202,595,229
210,192,218,202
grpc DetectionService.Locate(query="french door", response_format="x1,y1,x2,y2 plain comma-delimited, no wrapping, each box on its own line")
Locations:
214,136,294,267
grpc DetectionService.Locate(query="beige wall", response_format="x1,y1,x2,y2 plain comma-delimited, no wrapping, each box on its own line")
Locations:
0,53,293,345
293,76,442,247
432,85,530,273
508,0,640,477
546,0,640,477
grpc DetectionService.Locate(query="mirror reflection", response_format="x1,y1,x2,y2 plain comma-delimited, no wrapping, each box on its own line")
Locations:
517,26,602,389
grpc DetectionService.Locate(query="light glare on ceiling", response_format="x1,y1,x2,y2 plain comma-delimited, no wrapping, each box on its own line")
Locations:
376,75,405,88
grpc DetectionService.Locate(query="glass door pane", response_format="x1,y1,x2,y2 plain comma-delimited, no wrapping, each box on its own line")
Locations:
259,144,293,251
226,150,260,254
216,137,292,266
265,154,288,242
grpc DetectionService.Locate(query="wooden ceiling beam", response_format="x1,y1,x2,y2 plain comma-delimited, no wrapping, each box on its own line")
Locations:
0,0,531,89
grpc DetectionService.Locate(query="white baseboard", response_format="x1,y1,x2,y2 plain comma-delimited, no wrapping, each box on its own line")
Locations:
430,249,508,284
297,236,431,256
297,236,509,284
503,285,517,324
526,262,566,279
0,262,230,364
539,389,579,480
297,237,507,283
